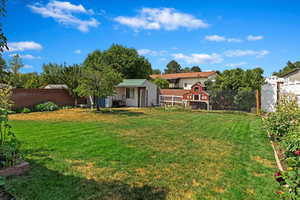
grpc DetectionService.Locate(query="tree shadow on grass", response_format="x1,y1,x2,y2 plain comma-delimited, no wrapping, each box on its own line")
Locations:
6,158,168,200
93,109,145,117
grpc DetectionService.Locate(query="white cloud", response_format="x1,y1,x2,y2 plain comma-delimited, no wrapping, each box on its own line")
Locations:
23,64,33,69
137,49,167,56
225,62,247,67
9,54,41,59
247,35,264,41
205,35,242,42
115,8,209,31
172,53,223,64
227,38,242,43
224,50,269,57
74,49,81,54
7,41,42,52
28,1,99,32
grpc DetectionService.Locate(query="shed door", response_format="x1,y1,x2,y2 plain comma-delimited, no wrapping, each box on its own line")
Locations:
140,88,146,107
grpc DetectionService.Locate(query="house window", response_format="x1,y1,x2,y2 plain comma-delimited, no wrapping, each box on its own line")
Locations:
194,95,199,100
126,88,135,99
194,87,199,92
184,83,188,88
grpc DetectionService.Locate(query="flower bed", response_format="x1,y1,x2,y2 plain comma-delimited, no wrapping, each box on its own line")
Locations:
262,94,300,199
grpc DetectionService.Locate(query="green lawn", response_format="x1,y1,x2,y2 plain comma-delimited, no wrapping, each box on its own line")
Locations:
6,108,279,200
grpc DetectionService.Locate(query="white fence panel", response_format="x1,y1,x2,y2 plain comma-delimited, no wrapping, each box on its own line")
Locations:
261,78,300,112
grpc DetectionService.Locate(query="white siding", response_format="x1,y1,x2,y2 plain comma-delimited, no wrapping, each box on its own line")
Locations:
125,88,139,107
178,74,217,89
261,77,300,112
144,80,158,106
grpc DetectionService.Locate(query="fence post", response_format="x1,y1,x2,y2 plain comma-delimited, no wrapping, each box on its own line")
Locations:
172,95,174,106
256,89,261,115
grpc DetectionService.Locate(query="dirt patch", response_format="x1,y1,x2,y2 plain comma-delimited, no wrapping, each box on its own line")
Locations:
214,187,226,193
251,156,274,168
9,109,122,123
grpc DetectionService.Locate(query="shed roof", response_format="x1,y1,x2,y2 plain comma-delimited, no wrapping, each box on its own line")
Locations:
150,71,216,80
117,79,147,87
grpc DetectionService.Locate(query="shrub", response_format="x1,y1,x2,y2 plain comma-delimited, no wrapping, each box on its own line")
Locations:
21,108,31,114
0,87,12,110
279,168,300,199
0,109,21,169
35,101,59,112
264,94,300,199
262,94,300,139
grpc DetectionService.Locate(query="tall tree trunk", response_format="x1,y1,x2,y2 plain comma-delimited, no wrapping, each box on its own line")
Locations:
96,102,100,111
74,97,78,107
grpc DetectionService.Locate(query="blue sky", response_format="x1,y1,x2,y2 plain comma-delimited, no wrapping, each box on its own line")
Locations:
3,0,300,76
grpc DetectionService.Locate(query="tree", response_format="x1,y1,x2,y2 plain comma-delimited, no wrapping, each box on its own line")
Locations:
165,60,182,74
273,61,300,77
41,63,65,84
181,67,191,73
84,45,152,79
19,73,43,89
60,65,83,105
0,55,8,83
191,66,201,72
41,63,83,105
0,0,8,54
215,68,245,91
9,54,23,75
76,67,122,111
9,54,23,87
152,69,161,74
152,78,169,89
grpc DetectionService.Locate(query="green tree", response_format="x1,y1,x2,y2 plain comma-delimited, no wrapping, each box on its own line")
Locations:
0,0,8,54
273,61,300,77
60,65,83,105
19,73,43,88
84,45,152,79
41,63,83,105
152,78,169,89
215,68,245,91
152,69,161,74
191,66,201,72
76,67,122,111
0,55,8,83
9,54,23,75
182,67,191,73
41,63,65,84
165,60,182,74
9,54,23,87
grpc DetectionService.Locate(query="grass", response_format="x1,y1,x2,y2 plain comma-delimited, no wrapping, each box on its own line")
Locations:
6,108,279,200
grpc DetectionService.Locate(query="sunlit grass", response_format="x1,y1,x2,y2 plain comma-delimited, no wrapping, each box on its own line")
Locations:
7,108,278,200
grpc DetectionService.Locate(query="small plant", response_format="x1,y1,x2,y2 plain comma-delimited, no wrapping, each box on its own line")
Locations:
21,107,31,114
35,101,59,112
0,109,21,169
279,168,300,199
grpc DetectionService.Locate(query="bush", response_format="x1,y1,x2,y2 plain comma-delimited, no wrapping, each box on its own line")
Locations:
0,109,21,169
263,94,300,199
262,94,300,139
21,108,31,113
35,101,59,112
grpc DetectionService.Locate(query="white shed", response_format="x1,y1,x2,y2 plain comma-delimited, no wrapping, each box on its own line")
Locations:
108,79,158,107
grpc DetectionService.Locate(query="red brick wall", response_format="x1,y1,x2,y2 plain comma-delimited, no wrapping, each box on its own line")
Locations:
12,89,86,109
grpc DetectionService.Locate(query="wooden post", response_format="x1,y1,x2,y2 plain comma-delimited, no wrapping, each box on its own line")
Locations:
172,96,174,106
256,89,261,115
